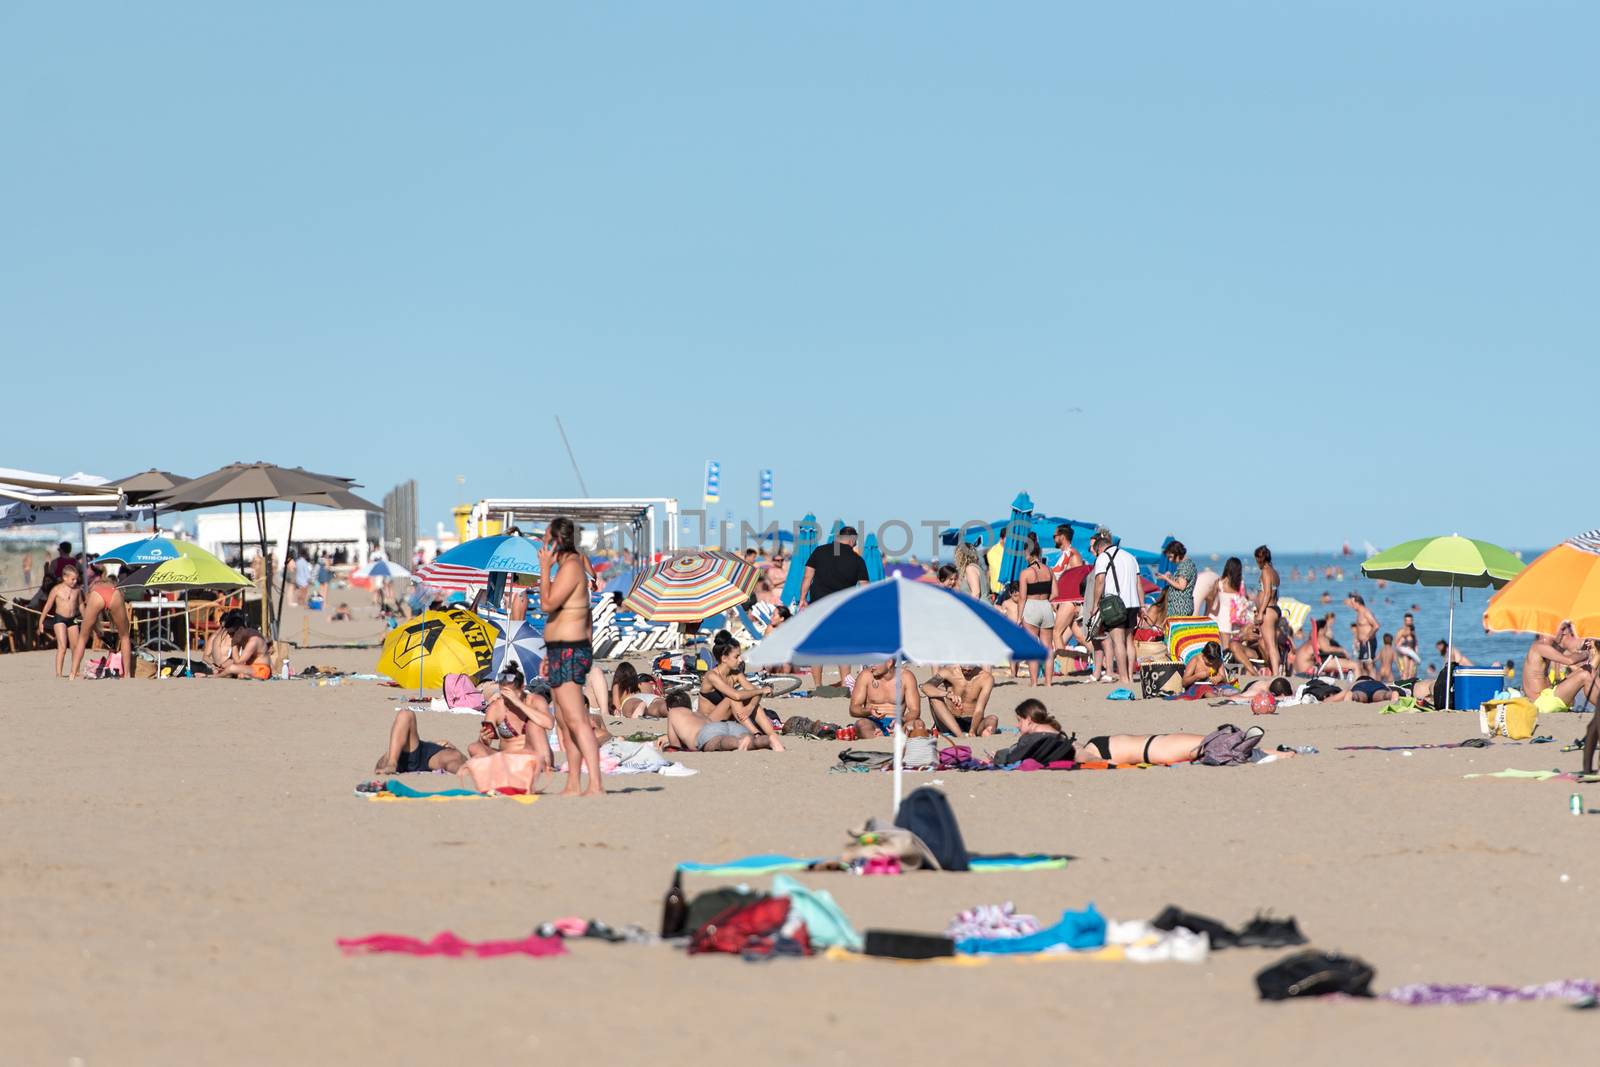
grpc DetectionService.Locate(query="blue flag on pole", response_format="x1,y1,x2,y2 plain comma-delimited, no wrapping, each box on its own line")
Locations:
759,469,773,508
704,460,720,504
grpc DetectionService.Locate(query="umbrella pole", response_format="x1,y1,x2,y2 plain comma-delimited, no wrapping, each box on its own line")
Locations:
892,661,904,817
1446,580,1457,710
275,502,297,636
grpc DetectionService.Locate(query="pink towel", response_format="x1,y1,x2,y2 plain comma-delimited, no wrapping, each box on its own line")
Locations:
337,931,567,958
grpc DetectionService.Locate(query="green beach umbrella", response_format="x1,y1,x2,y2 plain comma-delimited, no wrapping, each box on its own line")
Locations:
1361,535,1523,708
1361,536,1523,588
118,541,252,592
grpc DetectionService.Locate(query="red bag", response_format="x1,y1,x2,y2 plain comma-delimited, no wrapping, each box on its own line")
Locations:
688,895,790,955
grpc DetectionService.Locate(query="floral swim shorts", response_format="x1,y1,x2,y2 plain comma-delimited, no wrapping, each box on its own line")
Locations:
544,640,594,688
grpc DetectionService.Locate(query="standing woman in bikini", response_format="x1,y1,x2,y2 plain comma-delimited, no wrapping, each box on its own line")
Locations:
69,566,133,681
1018,541,1056,686
538,517,604,797
1254,545,1284,677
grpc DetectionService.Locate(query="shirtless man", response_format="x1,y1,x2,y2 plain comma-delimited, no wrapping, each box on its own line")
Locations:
375,708,467,775
37,562,83,677
471,665,555,777
69,568,133,682
539,516,604,796
919,665,999,736
209,610,271,679
1523,624,1593,717
661,690,785,752
1347,594,1380,672
1437,641,1474,669
1254,546,1283,676
848,662,925,738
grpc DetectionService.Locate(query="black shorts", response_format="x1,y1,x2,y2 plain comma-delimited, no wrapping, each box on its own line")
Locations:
1356,637,1378,662
397,740,447,773
934,715,974,735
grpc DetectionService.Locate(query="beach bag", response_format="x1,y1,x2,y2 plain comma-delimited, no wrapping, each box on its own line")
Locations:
685,888,758,933
1197,724,1263,766
1092,548,1128,631
444,673,486,711
458,752,541,793
836,748,894,770
894,787,970,871
688,895,790,955
1482,697,1538,740
1256,950,1375,1000
841,824,940,871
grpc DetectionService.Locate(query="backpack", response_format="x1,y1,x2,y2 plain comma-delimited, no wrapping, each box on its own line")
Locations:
893,787,970,871
444,673,486,711
1196,724,1263,766
1092,548,1129,630
688,895,791,955
1255,950,1375,1000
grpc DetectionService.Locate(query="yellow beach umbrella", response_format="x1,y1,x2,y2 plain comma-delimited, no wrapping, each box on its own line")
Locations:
376,608,497,691
116,541,251,591
1485,531,1600,638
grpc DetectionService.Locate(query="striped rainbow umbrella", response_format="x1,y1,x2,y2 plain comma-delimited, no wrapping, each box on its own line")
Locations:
623,550,762,622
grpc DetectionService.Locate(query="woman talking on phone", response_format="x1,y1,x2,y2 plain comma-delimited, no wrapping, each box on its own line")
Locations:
539,517,604,797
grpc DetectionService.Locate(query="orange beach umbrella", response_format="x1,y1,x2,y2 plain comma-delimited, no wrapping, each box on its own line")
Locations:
1485,530,1600,638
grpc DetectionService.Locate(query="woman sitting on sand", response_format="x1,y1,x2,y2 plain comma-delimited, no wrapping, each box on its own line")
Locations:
610,662,666,718
473,665,555,770
694,638,783,746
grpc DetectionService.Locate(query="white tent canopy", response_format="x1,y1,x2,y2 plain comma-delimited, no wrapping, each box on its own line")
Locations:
0,468,148,529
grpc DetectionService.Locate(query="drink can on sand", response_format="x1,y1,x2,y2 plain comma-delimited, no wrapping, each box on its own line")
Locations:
1571,793,1584,816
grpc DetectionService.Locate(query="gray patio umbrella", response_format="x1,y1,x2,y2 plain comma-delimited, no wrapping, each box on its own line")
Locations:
109,469,191,532
148,462,379,638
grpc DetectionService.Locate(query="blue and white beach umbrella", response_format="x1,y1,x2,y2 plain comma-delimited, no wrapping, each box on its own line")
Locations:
355,558,412,580
433,534,543,575
748,575,1047,812
490,618,546,680
97,537,185,565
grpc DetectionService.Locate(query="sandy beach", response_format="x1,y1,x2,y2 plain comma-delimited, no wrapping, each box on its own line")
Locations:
1,602,1591,1066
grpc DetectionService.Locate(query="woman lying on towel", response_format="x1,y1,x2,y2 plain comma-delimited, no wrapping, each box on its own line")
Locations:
610,662,666,718
1010,699,1289,766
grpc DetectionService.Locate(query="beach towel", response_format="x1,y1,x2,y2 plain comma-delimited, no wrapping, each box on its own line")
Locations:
823,944,1128,966
1382,980,1600,1006
956,904,1107,955
369,780,539,804
1463,769,1600,783
678,853,1069,875
337,931,566,958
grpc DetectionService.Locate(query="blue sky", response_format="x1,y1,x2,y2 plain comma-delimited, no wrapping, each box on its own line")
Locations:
4,1,1592,555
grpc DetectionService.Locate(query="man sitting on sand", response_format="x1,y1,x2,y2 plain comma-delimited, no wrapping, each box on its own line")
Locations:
659,691,785,752
1524,623,1595,716
207,610,272,679
849,662,927,738
919,665,999,736
376,708,467,775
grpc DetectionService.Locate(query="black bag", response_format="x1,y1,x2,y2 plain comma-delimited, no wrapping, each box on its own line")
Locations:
863,930,955,959
685,887,758,934
893,787,969,871
1255,950,1375,1000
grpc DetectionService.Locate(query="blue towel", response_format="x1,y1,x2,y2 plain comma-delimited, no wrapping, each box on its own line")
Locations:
1106,688,1135,701
384,780,480,799
678,854,822,875
957,904,1106,955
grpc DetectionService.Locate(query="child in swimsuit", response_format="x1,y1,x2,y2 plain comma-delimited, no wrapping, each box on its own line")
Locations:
37,563,83,677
